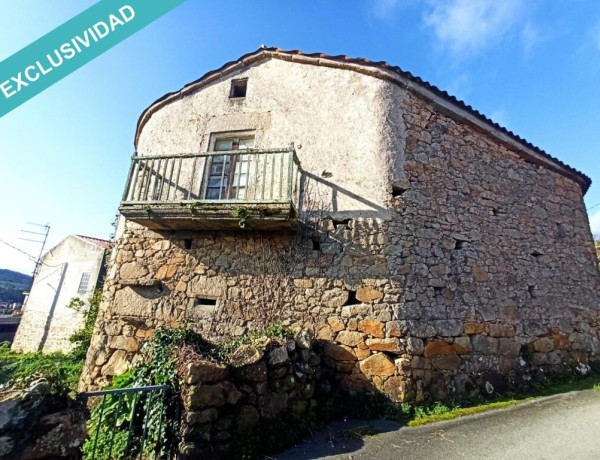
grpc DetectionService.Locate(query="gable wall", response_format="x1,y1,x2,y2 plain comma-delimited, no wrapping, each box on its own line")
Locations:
12,237,105,353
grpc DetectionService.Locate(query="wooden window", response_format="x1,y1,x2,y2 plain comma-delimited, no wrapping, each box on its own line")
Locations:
205,137,254,200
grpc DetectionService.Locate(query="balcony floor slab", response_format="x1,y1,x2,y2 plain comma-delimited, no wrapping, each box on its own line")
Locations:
119,202,298,231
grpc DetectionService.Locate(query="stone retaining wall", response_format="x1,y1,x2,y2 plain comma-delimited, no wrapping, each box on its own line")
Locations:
0,384,86,459
179,331,320,458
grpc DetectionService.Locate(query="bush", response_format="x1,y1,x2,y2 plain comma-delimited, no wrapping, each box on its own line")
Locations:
0,342,83,394
67,289,101,360
82,327,201,459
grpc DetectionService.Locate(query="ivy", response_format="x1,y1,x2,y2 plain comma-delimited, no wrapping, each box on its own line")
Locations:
82,327,210,459
67,289,102,361
212,323,293,361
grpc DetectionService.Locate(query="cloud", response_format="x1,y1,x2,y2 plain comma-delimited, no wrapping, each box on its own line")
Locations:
423,0,524,57
444,72,471,101
594,22,600,52
521,21,542,54
371,0,403,19
589,211,600,239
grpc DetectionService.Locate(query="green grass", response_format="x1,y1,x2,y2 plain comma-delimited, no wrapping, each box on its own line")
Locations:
0,290,101,396
0,342,83,395
339,425,381,440
409,399,523,426
407,372,600,427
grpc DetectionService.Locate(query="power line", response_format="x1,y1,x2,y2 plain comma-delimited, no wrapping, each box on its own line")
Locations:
20,223,50,280
0,238,38,262
587,201,600,212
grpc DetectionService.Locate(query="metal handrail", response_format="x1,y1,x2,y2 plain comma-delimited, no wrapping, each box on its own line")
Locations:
80,384,170,401
120,146,303,208
80,384,178,460
129,147,297,161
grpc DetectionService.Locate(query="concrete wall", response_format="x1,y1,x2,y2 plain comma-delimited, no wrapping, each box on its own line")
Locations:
12,236,106,353
81,55,600,400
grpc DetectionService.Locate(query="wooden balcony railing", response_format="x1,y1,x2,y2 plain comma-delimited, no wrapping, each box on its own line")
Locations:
119,146,302,230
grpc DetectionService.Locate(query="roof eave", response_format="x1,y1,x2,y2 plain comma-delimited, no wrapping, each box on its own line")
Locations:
134,47,591,194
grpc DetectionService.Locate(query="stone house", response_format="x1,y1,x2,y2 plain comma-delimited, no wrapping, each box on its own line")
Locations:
80,47,600,401
12,235,109,353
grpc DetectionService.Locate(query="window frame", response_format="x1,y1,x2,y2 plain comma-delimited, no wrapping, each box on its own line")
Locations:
229,78,248,99
77,272,91,294
203,134,255,200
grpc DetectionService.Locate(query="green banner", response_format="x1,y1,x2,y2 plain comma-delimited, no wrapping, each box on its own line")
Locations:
0,0,185,118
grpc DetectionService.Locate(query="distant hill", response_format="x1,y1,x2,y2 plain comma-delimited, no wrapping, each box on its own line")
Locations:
0,269,31,303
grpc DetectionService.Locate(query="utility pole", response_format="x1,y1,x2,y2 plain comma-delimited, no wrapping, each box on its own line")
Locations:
19,222,50,283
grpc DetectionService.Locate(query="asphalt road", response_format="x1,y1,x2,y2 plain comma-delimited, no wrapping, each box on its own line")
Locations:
278,389,600,459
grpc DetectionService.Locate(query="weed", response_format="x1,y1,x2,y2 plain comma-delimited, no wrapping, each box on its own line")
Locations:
0,290,102,396
232,207,250,228
339,426,380,440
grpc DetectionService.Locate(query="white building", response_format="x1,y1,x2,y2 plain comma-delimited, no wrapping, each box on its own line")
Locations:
12,235,109,353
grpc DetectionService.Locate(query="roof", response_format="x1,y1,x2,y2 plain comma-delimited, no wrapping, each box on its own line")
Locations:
75,235,111,249
135,46,591,194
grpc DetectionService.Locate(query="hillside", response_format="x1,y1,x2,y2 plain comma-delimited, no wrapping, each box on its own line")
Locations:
0,269,31,303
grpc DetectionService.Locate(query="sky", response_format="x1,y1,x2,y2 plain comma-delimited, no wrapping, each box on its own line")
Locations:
1,0,600,275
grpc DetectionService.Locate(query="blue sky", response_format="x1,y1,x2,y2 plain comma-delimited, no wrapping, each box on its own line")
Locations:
1,0,600,274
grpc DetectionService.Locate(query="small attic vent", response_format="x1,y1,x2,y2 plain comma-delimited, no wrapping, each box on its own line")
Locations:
230,79,247,98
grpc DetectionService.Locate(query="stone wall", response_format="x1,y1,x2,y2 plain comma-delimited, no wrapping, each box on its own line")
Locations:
80,56,600,402
179,331,320,458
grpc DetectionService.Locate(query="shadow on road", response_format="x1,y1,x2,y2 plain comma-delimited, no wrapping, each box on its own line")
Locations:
276,418,402,459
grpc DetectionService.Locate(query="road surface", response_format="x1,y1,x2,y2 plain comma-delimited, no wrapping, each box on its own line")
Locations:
278,389,600,459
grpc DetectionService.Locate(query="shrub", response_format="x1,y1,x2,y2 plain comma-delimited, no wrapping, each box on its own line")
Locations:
0,342,82,395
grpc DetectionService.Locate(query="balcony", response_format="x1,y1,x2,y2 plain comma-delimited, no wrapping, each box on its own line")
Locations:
119,147,302,230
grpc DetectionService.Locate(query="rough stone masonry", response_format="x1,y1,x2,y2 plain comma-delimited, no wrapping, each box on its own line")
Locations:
80,47,600,403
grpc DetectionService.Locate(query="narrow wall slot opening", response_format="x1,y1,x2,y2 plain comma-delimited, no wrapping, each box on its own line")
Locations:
194,297,217,307
454,239,468,250
332,218,352,230
183,239,193,249
391,181,410,198
312,239,321,251
528,285,537,299
343,290,360,306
